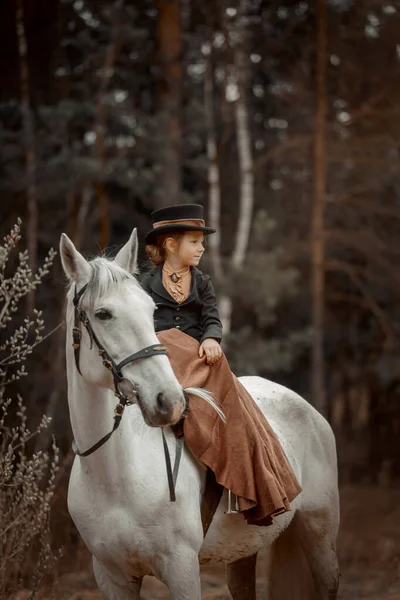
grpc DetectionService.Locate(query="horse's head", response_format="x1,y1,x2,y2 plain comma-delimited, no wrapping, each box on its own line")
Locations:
60,230,185,427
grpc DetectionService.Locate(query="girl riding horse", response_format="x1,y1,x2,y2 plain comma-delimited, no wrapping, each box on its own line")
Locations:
141,203,301,525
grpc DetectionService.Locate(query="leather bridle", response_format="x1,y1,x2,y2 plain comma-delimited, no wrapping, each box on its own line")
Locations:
70,283,183,501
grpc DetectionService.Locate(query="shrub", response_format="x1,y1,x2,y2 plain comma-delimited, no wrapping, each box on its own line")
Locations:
0,220,59,599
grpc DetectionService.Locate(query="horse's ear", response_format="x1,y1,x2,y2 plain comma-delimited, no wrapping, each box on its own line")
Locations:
60,233,91,283
114,228,138,274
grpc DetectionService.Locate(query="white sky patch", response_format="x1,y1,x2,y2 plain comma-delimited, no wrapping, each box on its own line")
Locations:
365,24,379,38
226,81,239,102
397,44,400,59
226,7,237,17
55,67,67,77
188,63,206,77
251,53,262,63
269,80,293,94
202,42,211,56
338,111,351,124
383,5,396,14
296,2,308,16
84,131,96,145
334,98,347,110
213,32,225,48
253,84,265,98
367,12,380,26
268,117,288,129
80,10,100,28
270,179,283,191
115,136,135,149
365,15,380,39
114,90,128,104
72,0,100,28
120,115,137,129
215,66,225,83
330,54,340,66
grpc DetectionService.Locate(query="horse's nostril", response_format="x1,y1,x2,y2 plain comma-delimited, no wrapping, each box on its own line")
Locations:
156,392,170,414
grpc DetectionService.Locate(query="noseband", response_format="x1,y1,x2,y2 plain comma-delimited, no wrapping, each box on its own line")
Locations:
71,283,182,501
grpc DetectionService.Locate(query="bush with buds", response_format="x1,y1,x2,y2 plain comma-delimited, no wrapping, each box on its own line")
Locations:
0,220,59,599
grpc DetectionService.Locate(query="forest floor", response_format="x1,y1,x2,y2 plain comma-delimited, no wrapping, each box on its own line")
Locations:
25,485,400,599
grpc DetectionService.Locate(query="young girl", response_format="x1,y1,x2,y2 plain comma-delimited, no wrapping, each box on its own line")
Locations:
141,203,301,525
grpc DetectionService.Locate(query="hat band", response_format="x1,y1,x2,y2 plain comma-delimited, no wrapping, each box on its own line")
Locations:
153,218,205,229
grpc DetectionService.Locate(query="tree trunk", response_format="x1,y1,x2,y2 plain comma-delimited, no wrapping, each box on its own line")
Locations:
222,2,254,337
231,18,254,272
16,0,37,314
94,0,124,249
204,43,223,280
156,0,183,206
311,0,327,415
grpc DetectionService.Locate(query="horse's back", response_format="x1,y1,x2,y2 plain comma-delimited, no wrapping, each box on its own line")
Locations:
238,376,339,514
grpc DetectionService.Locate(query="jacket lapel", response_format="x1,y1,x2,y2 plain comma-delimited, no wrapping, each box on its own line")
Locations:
149,265,175,303
181,268,199,305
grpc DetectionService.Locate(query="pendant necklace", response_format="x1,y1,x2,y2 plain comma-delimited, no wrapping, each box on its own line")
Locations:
171,273,178,283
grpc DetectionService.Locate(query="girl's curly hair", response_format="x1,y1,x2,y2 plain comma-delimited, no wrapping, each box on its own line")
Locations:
145,232,184,266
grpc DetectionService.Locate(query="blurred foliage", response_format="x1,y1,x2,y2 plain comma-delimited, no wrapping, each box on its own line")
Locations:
0,0,399,481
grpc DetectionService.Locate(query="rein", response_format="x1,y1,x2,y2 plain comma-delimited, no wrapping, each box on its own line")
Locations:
71,283,182,502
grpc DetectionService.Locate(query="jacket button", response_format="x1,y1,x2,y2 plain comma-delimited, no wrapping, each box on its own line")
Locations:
175,316,180,322
176,325,181,329
176,307,180,311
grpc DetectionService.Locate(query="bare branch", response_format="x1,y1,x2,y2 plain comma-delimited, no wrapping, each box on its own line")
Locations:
325,260,394,348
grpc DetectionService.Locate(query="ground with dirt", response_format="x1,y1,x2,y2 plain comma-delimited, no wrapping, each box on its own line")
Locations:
40,486,400,599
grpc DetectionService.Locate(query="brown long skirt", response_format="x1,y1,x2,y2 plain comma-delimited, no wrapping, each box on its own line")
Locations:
157,329,302,525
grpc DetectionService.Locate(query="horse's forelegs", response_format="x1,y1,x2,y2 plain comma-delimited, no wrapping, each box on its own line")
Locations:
93,557,143,600
226,553,257,600
160,549,201,600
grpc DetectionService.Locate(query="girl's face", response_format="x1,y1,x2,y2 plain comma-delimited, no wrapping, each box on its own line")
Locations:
166,231,205,267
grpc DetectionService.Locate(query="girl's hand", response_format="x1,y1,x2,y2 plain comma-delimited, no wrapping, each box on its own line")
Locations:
199,338,222,365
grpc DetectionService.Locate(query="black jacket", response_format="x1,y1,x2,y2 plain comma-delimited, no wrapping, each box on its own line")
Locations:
140,265,223,344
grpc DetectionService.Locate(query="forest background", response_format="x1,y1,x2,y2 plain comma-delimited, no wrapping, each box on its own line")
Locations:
1,0,400,597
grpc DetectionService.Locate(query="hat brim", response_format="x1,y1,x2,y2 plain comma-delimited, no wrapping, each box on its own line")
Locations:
145,224,216,245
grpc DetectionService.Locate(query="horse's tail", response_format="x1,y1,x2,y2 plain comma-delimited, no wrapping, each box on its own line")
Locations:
184,387,226,423
267,513,318,600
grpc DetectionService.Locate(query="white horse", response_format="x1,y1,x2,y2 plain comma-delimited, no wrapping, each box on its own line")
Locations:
60,230,340,600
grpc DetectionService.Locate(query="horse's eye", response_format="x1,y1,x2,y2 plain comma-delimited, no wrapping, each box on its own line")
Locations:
95,309,112,321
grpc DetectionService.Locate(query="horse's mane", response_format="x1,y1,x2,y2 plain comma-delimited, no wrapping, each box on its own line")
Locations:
78,257,140,309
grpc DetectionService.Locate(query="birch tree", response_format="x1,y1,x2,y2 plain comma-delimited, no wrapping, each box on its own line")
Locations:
230,2,254,272
214,0,254,336
204,39,223,281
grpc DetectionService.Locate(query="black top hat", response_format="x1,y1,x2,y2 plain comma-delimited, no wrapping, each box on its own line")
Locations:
145,204,216,245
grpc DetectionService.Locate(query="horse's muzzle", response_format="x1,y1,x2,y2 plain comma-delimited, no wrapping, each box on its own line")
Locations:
139,392,185,427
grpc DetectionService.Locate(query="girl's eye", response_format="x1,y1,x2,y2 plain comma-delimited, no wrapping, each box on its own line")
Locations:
95,309,113,321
